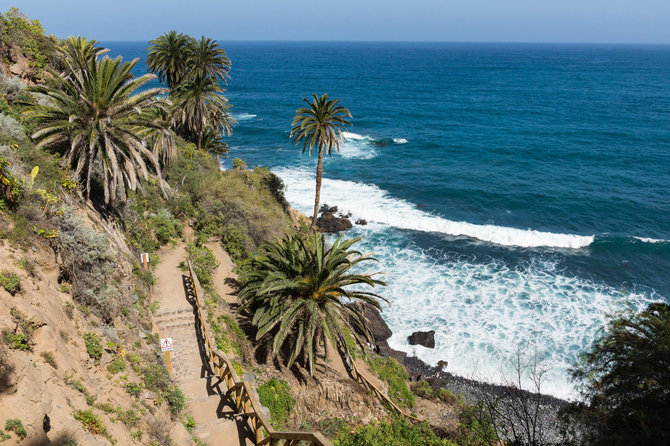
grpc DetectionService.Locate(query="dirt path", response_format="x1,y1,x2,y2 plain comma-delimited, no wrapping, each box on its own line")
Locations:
151,237,253,446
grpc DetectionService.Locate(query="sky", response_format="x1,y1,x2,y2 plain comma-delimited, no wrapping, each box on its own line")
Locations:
10,0,670,44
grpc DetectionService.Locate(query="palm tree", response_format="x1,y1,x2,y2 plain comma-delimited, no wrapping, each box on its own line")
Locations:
187,36,231,85
237,232,386,376
138,107,178,170
200,126,229,157
57,36,109,76
24,52,169,204
290,94,352,227
172,77,235,150
146,31,193,89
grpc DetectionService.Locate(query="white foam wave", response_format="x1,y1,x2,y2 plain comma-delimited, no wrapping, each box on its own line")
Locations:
234,113,257,120
338,132,377,159
393,138,408,144
276,167,594,249
350,236,659,400
634,236,669,244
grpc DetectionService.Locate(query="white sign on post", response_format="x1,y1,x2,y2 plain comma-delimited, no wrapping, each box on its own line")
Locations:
160,337,174,352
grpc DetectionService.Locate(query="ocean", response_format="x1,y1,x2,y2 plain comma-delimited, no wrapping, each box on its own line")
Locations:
107,41,670,399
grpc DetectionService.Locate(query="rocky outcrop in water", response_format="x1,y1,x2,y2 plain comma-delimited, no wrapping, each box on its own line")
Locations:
408,330,436,348
316,204,352,233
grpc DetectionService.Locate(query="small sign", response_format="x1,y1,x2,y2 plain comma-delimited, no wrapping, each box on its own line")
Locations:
140,253,150,270
160,338,173,352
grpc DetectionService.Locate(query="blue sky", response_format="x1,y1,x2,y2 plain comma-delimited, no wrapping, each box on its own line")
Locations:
11,0,670,43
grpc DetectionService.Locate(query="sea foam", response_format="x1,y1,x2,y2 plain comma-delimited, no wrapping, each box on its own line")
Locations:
276,167,594,249
347,232,658,400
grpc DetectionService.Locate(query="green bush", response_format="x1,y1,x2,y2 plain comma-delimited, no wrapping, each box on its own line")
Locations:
367,356,415,409
106,357,126,374
142,364,185,415
73,410,106,436
334,417,454,446
257,378,294,429
187,243,219,285
4,419,26,440
83,332,102,361
125,382,142,398
232,157,247,170
0,270,20,295
570,302,670,446
2,308,39,350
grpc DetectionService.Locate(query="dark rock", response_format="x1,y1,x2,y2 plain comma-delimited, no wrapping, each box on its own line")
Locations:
377,340,408,365
319,204,338,214
355,219,368,226
362,303,392,342
437,360,448,369
317,213,352,233
408,330,436,348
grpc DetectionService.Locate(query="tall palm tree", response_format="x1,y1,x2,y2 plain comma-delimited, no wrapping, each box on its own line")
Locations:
172,77,235,149
290,94,352,227
237,232,386,376
146,31,193,90
24,53,169,204
187,36,231,85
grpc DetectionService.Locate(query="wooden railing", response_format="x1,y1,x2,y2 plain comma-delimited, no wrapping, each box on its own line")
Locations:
349,361,422,423
187,261,332,446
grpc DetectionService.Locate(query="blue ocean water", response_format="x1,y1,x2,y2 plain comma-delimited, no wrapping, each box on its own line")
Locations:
108,42,670,399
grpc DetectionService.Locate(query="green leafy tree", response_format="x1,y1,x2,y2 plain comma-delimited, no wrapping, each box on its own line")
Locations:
24,43,169,204
571,302,670,446
290,93,352,227
237,232,386,376
146,30,193,89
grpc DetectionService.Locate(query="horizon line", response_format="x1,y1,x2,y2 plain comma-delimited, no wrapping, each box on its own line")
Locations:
98,39,670,46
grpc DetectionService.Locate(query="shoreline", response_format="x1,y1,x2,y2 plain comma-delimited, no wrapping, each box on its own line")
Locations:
365,304,570,442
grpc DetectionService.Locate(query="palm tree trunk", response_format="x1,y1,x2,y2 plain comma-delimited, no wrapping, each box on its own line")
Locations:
312,146,324,228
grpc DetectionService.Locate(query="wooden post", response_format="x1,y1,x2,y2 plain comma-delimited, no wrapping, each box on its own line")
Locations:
165,350,174,379
140,253,149,270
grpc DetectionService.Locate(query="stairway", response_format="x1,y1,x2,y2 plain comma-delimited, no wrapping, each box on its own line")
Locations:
151,241,254,445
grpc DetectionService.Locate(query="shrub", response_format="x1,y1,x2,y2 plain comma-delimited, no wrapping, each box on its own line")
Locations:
334,417,454,446
142,364,185,415
73,410,106,436
570,302,670,446
83,332,102,361
0,113,26,142
0,270,20,294
186,243,219,285
4,419,26,440
0,154,22,212
2,308,39,350
184,415,196,433
232,157,247,169
17,258,36,276
367,356,415,409
118,409,140,428
52,212,120,321
41,351,57,369
125,382,142,398
106,357,126,374
257,378,294,429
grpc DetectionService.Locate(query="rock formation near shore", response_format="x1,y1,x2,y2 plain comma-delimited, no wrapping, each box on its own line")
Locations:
408,330,436,348
316,204,353,232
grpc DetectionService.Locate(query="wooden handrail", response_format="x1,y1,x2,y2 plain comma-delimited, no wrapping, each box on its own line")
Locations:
350,362,422,423
187,261,333,446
